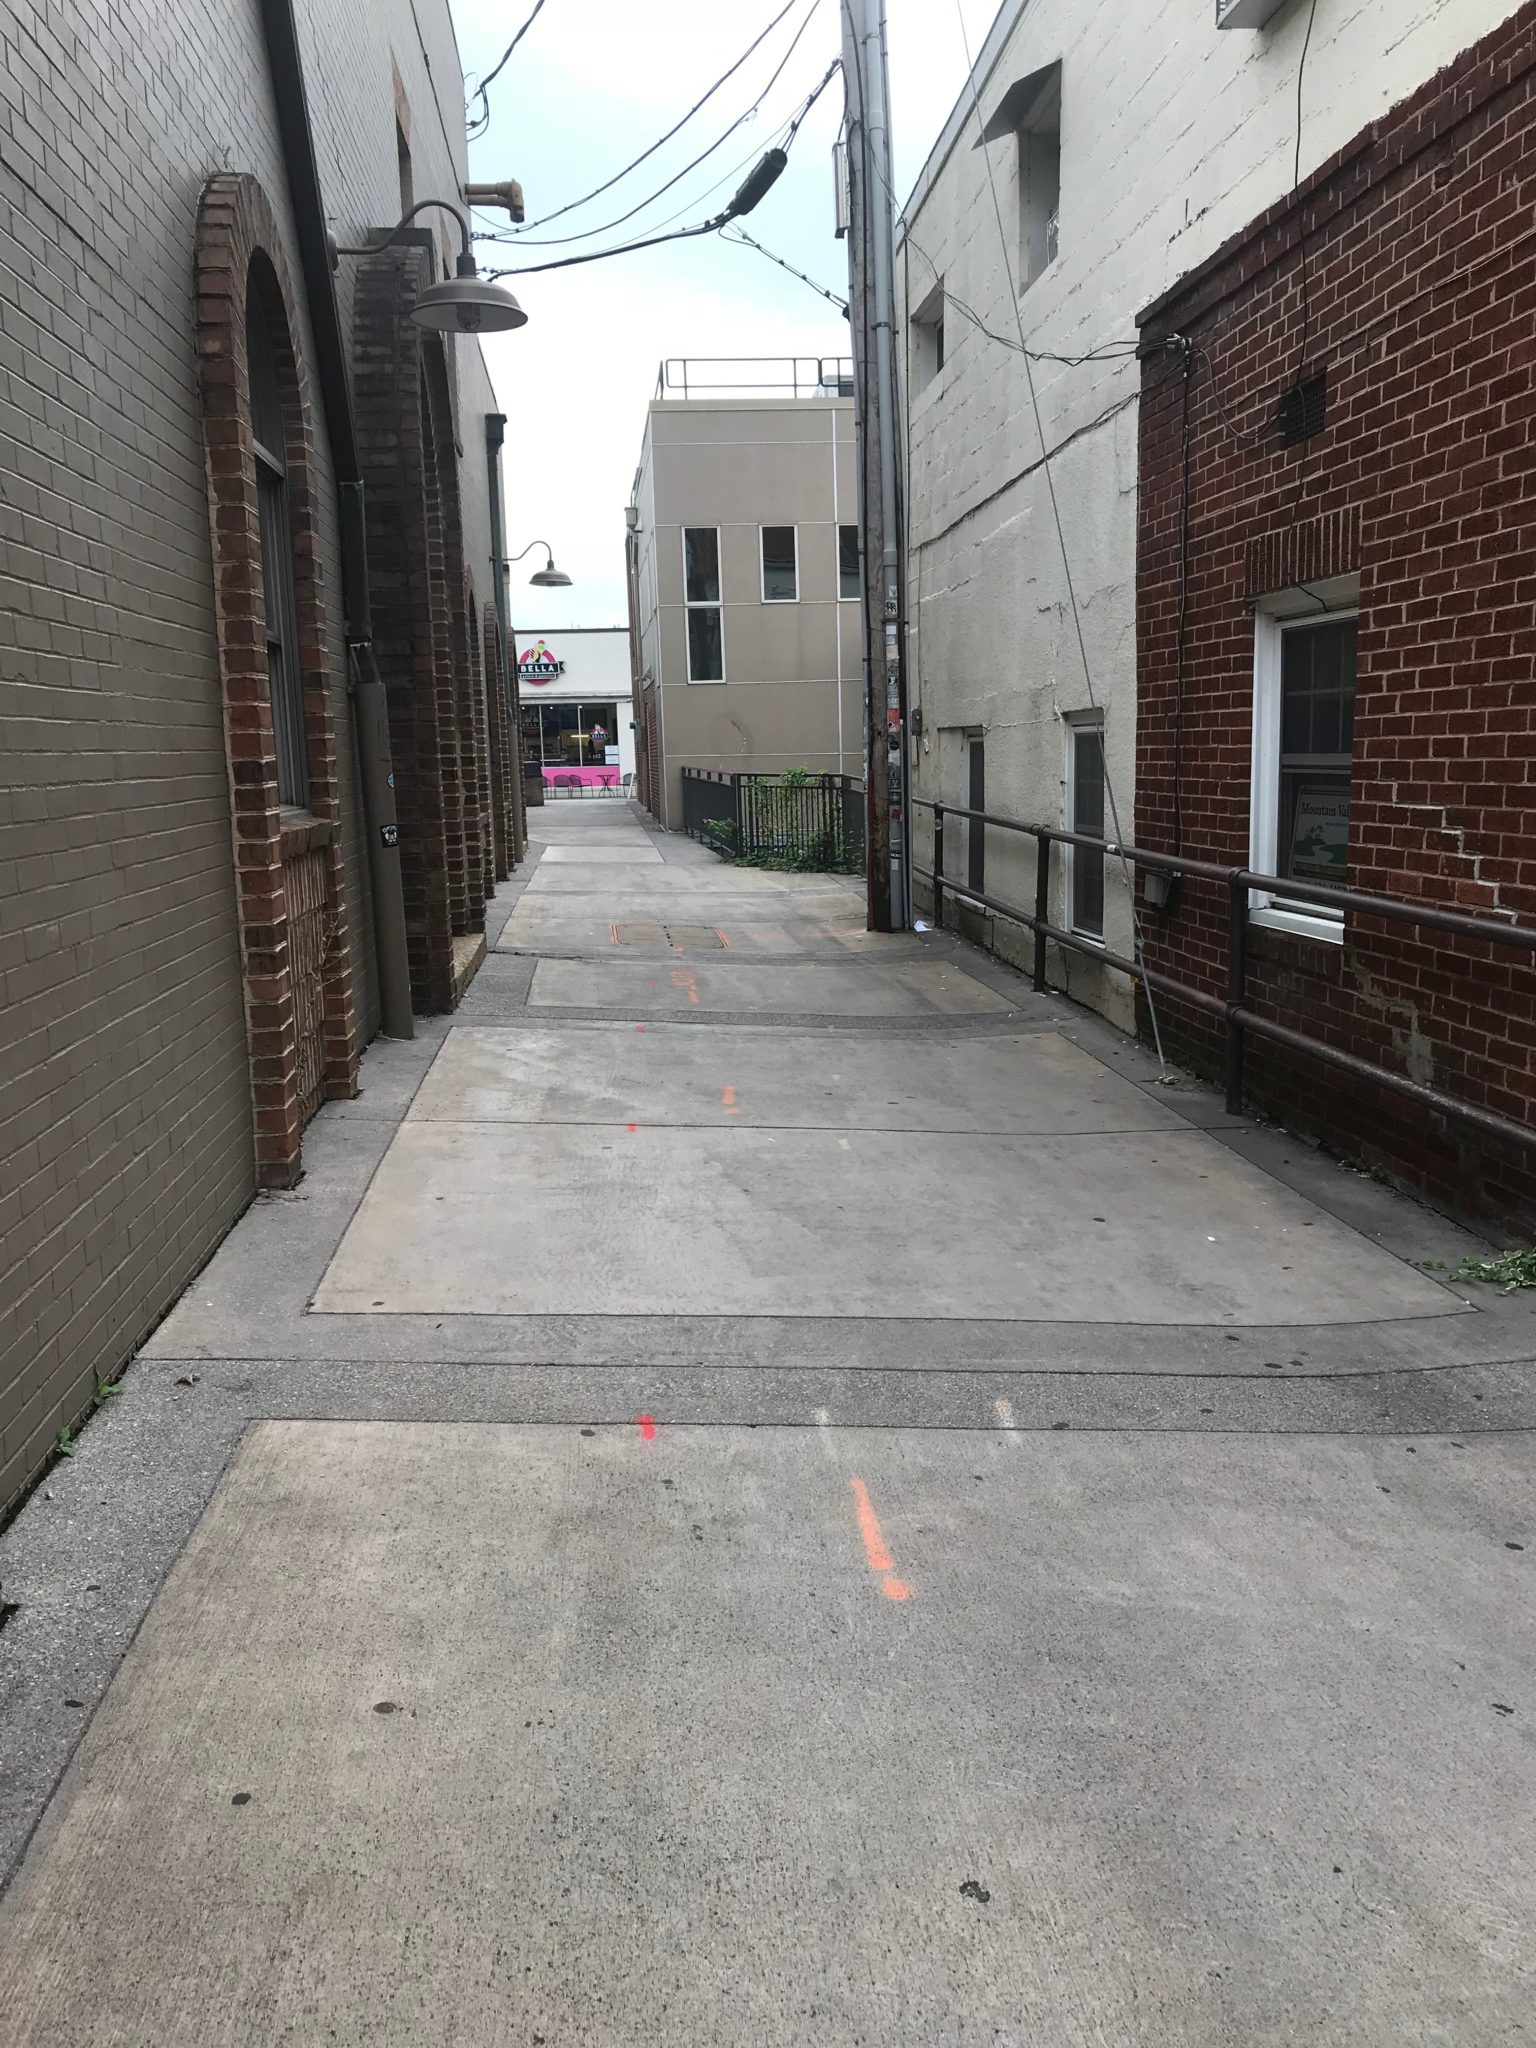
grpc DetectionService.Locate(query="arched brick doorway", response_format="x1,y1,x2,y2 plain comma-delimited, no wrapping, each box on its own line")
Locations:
194,174,360,1188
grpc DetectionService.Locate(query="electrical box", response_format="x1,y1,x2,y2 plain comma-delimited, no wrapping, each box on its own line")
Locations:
1216,0,1292,27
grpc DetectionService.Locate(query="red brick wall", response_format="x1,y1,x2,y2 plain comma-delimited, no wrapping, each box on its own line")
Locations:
1135,6,1536,1231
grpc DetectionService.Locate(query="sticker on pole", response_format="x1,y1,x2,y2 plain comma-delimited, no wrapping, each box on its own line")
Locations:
380,824,399,848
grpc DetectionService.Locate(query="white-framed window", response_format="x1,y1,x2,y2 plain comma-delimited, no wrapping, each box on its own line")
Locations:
760,525,798,602
683,525,724,683
1065,714,1105,942
838,524,860,600
1250,580,1359,940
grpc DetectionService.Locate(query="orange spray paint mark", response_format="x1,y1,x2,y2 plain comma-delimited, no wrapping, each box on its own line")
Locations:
715,928,732,949
626,1123,638,1133
637,1414,656,1441
670,965,700,1006
723,1085,738,1115
849,1477,912,1601
609,922,620,945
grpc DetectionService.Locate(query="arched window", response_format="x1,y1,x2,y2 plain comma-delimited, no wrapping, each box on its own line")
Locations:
246,266,310,809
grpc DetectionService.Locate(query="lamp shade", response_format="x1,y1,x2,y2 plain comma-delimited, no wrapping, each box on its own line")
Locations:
411,276,527,334
529,560,573,587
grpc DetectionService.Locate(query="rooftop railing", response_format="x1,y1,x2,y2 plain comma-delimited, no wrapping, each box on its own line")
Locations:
656,357,855,401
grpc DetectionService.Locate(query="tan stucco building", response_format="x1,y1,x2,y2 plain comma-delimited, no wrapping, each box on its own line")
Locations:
625,363,864,828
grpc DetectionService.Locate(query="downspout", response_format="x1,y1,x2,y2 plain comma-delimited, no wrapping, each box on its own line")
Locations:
484,412,527,860
257,0,414,1039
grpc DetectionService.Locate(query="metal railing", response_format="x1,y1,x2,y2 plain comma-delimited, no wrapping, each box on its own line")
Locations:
682,768,865,871
656,357,855,401
915,797,1536,1155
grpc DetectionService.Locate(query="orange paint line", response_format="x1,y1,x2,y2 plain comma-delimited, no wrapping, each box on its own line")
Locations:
849,1477,912,1601
609,922,620,944
715,928,732,948
723,1084,738,1115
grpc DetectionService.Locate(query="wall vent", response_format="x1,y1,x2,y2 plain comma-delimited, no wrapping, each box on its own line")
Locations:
1277,372,1327,445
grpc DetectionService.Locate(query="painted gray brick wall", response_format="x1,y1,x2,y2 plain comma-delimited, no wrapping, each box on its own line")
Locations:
0,0,501,1512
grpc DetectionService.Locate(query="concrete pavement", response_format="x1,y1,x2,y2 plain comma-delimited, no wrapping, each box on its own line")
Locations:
1,799,1533,2045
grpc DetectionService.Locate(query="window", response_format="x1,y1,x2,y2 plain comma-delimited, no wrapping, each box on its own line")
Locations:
1017,78,1060,285
247,271,309,809
966,733,985,894
1251,597,1358,937
979,62,1061,286
1066,718,1105,941
761,525,798,602
519,700,621,783
396,119,414,215
683,525,723,682
839,525,861,600
912,283,945,391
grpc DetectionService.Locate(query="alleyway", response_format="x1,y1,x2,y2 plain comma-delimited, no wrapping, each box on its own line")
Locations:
2,804,1533,2044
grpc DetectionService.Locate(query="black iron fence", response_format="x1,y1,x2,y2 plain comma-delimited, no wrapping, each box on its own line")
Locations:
682,769,865,873
915,796,1536,1156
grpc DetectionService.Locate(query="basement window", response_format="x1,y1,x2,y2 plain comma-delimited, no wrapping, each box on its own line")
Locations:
1066,716,1105,942
1277,372,1327,445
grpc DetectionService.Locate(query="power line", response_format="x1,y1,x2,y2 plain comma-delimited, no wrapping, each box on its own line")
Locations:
722,225,849,314
478,1,822,251
483,62,841,281
467,0,551,137
487,0,803,230
949,0,1167,1067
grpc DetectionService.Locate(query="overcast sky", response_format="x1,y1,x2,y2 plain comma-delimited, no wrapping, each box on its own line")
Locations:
452,0,999,630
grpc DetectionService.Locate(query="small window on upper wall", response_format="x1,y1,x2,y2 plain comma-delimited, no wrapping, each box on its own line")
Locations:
980,62,1061,288
912,283,945,390
761,526,798,602
1017,74,1060,285
839,525,860,600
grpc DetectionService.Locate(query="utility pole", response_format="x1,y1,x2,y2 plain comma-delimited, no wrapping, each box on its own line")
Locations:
839,0,909,932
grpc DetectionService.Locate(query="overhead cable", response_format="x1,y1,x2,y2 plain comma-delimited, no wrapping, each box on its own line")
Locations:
722,225,849,315
467,0,551,138
484,60,841,280
490,0,804,231
477,0,822,251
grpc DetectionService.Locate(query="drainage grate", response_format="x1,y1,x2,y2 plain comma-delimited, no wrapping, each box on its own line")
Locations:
611,924,726,950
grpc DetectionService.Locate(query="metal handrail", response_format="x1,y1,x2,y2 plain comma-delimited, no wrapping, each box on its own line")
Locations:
912,795,1536,1154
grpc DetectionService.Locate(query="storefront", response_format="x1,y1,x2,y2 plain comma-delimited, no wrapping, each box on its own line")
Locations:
515,627,635,793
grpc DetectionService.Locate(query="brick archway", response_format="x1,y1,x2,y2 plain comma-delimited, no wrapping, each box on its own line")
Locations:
194,173,360,1188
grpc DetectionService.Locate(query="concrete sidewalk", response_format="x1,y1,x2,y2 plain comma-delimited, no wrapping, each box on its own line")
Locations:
2,800,1533,2046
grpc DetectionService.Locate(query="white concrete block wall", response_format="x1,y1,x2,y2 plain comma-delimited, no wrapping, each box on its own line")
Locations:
901,0,1521,1022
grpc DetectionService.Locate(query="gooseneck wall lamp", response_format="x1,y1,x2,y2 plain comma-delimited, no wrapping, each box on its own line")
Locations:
332,199,528,334
503,541,573,589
